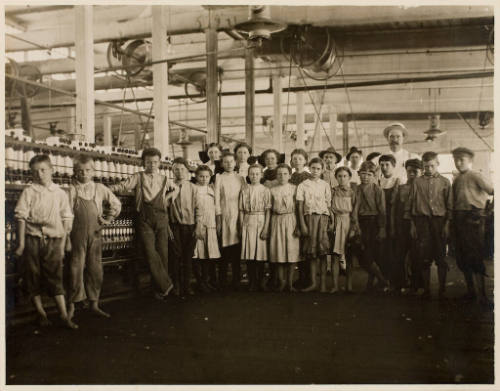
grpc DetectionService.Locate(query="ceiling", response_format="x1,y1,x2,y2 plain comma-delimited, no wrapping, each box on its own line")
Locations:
4,4,494,163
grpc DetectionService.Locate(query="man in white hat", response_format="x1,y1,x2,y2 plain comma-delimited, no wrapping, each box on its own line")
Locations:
382,123,419,184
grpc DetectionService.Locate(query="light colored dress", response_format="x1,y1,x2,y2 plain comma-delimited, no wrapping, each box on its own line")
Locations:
270,183,300,263
239,184,271,261
215,172,246,248
193,185,220,260
331,185,356,256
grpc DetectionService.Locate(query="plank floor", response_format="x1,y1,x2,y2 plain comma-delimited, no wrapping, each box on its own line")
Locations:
6,258,494,385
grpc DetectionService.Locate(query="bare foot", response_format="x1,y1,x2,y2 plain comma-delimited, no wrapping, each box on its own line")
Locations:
91,306,111,318
61,317,79,329
67,304,75,321
330,288,339,294
38,315,52,327
301,284,318,293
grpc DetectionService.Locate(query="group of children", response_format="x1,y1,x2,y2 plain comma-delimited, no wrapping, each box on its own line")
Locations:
13,141,494,328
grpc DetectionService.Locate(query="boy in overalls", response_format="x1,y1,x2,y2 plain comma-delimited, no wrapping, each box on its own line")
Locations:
68,155,121,320
110,148,177,299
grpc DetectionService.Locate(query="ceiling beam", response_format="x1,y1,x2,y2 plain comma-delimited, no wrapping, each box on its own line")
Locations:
5,16,27,32
5,5,74,16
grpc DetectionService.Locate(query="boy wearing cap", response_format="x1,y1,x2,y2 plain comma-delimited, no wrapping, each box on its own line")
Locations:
320,147,342,189
393,159,423,294
451,147,493,307
406,152,452,299
353,161,390,292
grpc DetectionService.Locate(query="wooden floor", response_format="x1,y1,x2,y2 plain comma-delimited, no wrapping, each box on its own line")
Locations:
6,258,494,385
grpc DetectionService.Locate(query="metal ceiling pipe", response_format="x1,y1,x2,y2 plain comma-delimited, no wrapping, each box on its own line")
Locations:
5,73,207,134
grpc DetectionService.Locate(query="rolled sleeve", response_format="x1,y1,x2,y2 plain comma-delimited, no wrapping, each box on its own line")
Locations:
102,185,122,219
59,191,74,232
14,188,31,221
475,172,494,195
109,173,139,193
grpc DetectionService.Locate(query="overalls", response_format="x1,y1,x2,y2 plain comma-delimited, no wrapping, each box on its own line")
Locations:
137,174,173,294
69,185,103,303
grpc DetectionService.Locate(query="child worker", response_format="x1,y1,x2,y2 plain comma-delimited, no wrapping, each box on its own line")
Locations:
109,147,177,300
296,157,333,293
451,147,494,307
193,165,220,293
406,151,452,300
239,164,271,291
14,154,77,329
269,164,301,291
215,151,246,291
353,161,390,293
67,155,122,320
289,148,312,289
330,166,358,294
378,154,400,291
393,158,423,294
169,157,199,296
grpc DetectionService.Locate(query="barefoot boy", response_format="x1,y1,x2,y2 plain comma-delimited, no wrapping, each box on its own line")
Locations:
14,154,77,328
68,155,122,319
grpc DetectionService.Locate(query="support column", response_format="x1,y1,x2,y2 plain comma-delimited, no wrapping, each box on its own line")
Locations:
342,121,349,156
134,127,141,150
74,5,94,143
312,92,324,154
328,106,337,149
103,114,112,146
272,74,283,152
68,107,76,138
152,5,169,156
295,91,305,149
206,9,219,144
245,47,255,150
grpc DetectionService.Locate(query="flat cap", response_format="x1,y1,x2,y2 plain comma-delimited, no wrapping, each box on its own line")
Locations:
452,147,474,158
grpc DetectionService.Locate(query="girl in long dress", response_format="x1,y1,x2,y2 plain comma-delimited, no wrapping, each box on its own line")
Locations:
193,165,220,292
239,164,271,291
269,164,301,291
215,152,246,290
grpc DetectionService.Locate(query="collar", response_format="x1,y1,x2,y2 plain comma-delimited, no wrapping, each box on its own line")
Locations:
75,180,95,188
424,172,440,178
175,178,191,185
31,182,58,192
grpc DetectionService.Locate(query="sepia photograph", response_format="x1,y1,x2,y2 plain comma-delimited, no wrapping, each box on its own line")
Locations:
2,1,496,388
